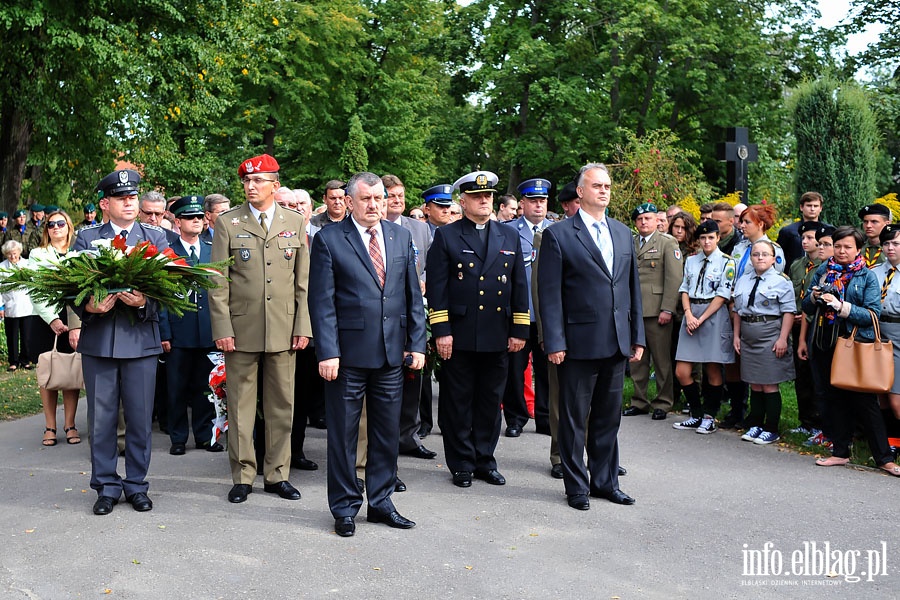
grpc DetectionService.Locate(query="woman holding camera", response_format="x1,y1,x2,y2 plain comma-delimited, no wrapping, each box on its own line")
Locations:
799,226,899,475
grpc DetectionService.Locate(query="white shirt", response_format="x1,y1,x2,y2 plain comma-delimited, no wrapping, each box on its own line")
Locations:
179,238,200,258
578,208,614,270
247,204,276,230
352,217,387,273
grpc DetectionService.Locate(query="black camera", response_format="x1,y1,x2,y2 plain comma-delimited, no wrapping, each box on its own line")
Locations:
813,284,838,305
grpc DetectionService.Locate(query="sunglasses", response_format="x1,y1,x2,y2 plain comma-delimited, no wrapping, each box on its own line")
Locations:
46,220,68,229
178,214,205,221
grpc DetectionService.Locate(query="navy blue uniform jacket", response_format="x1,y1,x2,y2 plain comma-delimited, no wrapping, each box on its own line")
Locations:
158,238,214,348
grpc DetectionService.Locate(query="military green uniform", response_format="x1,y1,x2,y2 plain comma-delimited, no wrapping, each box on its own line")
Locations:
863,241,885,269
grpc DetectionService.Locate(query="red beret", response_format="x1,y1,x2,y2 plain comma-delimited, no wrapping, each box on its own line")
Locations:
238,154,279,178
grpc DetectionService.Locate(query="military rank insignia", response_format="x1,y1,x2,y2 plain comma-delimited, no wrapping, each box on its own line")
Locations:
240,248,251,261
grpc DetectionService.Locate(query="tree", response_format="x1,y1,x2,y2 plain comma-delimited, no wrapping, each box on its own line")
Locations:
791,77,879,226
339,114,369,176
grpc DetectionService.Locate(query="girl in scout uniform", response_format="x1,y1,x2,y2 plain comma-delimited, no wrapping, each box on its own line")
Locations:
732,239,796,445
732,204,785,279
872,224,900,447
673,220,736,434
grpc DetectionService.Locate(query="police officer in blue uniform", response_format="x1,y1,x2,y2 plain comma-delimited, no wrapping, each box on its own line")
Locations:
502,178,554,437
158,196,222,456
422,184,455,235
72,169,169,515
425,171,530,488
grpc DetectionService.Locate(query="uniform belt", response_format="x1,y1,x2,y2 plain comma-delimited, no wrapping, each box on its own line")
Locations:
740,314,780,323
688,298,713,304
880,314,900,324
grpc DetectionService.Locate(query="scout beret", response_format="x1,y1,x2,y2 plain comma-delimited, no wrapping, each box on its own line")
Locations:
858,204,891,219
798,221,820,236
631,202,658,221
557,181,578,204
695,219,719,238
815,224,836,241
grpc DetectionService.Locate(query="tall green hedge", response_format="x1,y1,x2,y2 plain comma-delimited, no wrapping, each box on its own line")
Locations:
791,78,879,227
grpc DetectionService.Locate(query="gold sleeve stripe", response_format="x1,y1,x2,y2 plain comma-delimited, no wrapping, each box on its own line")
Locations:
429,312,449,324
512,312,530,325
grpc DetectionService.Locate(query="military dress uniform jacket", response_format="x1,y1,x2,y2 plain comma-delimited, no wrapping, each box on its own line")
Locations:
72,222,170,358
158,238,214,348
398,214,432,281
209,203,312,351
425,218,530,351
634,231,683,317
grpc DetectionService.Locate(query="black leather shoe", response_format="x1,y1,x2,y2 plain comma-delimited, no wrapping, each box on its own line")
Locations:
228,484,252,503
618,465,627,476
92,496,117,515
292,457,319,471
622,406,649,417
535,423,551,435
452,471,472,488
550,464,564,479
356,478,365,494
127,492,153,512
651,409,667,421
263,481,301,500
394,477,407,492
198,441,224,452
335,516,355,537
367,510,416,529
591,488,635,505
417,428,430,439
400,445,437,459
567,494,590,510
169,443,186,455
505,425,522,438
474,469,506,485
311,418,327,430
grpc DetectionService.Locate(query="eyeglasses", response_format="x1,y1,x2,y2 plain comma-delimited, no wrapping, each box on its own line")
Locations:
242,176,277,186
178,215,205,221
46,220,67,229
750,252,773,258
140,209,165,218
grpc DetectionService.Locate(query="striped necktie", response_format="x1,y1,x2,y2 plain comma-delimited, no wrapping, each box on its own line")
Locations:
882,267,895,301
367,227,385,287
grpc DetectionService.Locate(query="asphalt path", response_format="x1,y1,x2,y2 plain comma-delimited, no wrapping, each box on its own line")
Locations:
1,391,898,599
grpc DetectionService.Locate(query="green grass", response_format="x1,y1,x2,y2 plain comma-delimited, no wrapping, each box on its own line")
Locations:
0,367,41,420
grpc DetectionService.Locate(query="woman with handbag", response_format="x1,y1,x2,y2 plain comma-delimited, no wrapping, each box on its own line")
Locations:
0,240,37,372
872,224,900,450
29,209,81,446
799,226,899,475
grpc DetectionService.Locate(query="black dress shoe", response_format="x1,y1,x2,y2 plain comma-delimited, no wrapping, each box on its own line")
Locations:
292,457,319,471
197,441,225,452
474,468,506,485
622,406,649,417
311,418,327,430
567,494,590,510
417,428,430,439
367,510,415,529
550,464,564,479
356,477,366,494
400,445,437,459
651,409,667,420
335,516,356,537
126,492,153,512
394,477,407,493
169,443,186,455
535,423,551,435
591,488,635,505
228,483,252,503
618,465,627,476
92,496,118,515
263,481,302,500
452,471,472,488
505,425,522,438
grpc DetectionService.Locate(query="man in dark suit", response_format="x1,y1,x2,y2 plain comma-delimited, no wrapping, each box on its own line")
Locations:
538,163,645,510
309,171,426,538
425,170,530,489
776,191,827,270
309,180,348,228
70,169,169,515
158,196,222,456
383,174,436,461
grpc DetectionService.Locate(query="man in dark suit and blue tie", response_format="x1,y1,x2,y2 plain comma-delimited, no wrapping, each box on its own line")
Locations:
538,163,645,510
70,169,169,515
158,195,223,456
309,171,427,538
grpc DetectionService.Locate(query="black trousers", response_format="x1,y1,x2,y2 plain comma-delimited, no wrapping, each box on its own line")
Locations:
418,364,434,434
5,315,36,366
439,349,508,473
792,322,820,430
399,367,424,452
502,322,549,430
557,355,625,497
291,345,322,460
166,346,217,445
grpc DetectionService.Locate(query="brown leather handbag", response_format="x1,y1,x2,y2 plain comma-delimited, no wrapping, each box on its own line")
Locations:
36,335,84,391
830,310,894,393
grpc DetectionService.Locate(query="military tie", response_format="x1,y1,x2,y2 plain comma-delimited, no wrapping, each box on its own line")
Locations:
694,258,708,295
640,236,646,249
882,267,895,301
367,227,386,288
259,212,268,234
189,245,198,266
747,275,761,307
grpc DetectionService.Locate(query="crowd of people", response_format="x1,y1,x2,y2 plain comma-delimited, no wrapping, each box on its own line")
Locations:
3,157,899,533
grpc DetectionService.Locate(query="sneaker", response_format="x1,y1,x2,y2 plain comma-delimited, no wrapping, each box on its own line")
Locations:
803,430,825,447
754,431,780,445
673,416,702,430
696,417,717,434
789,426,811,435
741,426,763,441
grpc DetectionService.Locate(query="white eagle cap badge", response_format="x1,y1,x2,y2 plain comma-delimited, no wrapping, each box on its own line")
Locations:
118,171,129,184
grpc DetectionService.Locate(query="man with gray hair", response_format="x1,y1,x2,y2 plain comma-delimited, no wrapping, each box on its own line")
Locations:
275,187,299,211
293,189,313,219
140,191,179,245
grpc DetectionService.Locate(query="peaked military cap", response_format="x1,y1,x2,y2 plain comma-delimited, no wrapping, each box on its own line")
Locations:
454,171,499,194
517,178,551,198
422,184,454,206
96,169,141,199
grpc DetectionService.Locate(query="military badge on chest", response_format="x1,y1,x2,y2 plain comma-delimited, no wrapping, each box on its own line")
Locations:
240,248,251,262
284,248,295,260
